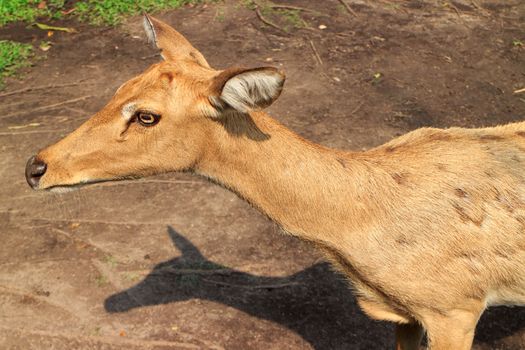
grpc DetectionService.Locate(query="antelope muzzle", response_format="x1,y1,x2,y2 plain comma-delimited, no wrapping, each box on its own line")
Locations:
25,155,47,189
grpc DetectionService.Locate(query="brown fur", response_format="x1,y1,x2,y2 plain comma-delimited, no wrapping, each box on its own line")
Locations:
30,16,525,350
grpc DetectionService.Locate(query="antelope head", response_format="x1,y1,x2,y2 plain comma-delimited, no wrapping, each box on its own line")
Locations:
25,14,285,191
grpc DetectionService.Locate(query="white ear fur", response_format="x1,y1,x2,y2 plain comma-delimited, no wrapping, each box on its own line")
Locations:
143,15,166,60
143,15,157,47
220,69,284,113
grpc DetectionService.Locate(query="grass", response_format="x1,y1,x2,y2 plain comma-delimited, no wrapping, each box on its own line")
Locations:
0,0,209,26
122,272,140,282
75,0,207,26
103,254,119,268
0,0,66,26
0,40,33,88
242,0,308,32
215,6,225,22
95,274,109,287
276,8,307,30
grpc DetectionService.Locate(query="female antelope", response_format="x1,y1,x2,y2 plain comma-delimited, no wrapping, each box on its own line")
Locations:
26,15,525,350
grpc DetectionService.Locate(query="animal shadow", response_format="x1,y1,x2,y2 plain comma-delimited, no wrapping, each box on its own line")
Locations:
104,226,525,349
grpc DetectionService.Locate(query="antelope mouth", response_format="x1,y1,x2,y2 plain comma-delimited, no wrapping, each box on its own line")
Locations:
44,183,80,193
45,181,96,193
43,175,140,193
37,179,98,193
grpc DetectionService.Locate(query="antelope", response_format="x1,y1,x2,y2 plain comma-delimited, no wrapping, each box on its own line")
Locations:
25,14,525,350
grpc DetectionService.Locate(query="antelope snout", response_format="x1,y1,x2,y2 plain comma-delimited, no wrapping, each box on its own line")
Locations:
25,155,47,189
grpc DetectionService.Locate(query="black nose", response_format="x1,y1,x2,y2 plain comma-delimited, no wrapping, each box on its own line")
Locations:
25,155,47,189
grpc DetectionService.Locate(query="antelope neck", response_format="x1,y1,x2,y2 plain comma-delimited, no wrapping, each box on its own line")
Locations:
196,111,380,243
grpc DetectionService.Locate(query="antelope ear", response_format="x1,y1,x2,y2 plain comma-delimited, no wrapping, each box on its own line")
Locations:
210,67,285,113
143,14,209,68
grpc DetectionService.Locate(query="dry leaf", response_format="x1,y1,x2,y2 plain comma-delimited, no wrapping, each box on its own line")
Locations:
61,8,76,15
39,41,51,51
8,123,40,130
35,23,77,33
70,222,80,229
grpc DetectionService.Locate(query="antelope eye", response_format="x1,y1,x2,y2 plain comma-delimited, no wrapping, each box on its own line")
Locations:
136,112,160,126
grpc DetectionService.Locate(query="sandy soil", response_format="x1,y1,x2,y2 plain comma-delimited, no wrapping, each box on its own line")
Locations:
0,1,524,349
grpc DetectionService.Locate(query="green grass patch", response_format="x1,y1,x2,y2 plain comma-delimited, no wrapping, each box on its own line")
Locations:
0,0,65,26
1,0,209,27
276,8,307,30
103,254,119,268
95,274,109,287
76,0,206,25
0,40,33,88
243,0,308,32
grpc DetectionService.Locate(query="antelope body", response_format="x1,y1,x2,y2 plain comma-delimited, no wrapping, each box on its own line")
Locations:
25,15,525,349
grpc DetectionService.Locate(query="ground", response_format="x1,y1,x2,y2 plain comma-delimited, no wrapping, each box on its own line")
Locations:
1,0,524,349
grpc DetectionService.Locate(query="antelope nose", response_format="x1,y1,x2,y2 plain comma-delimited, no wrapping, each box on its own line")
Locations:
25,155,47,189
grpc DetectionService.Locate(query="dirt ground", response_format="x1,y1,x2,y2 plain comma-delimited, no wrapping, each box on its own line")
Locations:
1,0,524,349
